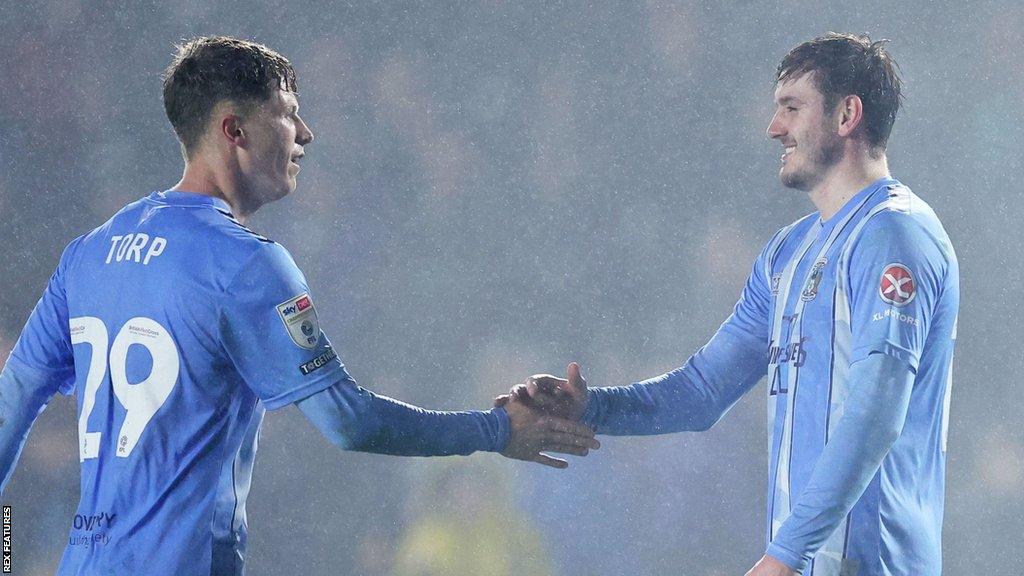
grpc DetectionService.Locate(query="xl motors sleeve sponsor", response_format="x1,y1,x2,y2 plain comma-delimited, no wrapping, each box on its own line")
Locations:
846,212,949,371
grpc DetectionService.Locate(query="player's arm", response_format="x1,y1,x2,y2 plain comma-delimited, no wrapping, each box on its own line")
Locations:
764,212,949,572
220,242,596,468
296,378,598,468
0,249,77,495
579,323,766,434
763,352,913,571
506,239,775,432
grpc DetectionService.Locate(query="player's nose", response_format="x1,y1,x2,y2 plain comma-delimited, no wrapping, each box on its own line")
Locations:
766,110,785,140
296,115,314,146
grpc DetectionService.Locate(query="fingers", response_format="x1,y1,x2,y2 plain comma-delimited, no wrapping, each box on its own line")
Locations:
527,375,566,397
509,384,530,402
565,362,587,395
493,394,510,407
545,417,595,440
538,430,600,450
532,454,569,469
541,444,591,457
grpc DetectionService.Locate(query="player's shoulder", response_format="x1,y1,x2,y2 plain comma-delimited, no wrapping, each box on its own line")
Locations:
848,182,957,271
760,212,818,261
184,204,303,287
856,183,951,249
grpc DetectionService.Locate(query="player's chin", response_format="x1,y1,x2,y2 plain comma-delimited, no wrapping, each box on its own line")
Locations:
779,166,806,190
267,179,296,202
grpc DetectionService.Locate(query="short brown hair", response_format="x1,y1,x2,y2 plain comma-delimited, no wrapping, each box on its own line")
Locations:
776,33,903,151
162,36,298,157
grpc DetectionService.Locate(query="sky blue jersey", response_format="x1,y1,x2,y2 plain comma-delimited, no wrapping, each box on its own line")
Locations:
583,178,958,575
8,191,370,575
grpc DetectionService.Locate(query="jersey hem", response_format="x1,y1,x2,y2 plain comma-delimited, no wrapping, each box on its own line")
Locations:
3,353,75,395
850,343,919,373
260,371,344,410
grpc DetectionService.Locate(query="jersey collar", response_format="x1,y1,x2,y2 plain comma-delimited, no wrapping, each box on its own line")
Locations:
818,176,898,233
150,190,233,214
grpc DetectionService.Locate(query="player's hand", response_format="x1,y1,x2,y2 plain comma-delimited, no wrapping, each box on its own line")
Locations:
743,555,798,576
500,392,599,469
494,362,589,422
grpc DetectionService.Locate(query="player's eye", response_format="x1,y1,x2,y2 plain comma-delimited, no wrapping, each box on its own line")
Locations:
786,106,798,112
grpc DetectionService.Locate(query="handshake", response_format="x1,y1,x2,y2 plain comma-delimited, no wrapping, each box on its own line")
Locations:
493,362,598,469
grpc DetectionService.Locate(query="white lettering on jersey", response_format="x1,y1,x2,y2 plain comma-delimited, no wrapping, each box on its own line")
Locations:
105,233,167,265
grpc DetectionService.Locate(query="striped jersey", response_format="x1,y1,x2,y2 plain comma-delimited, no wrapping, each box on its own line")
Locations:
758,177,958,574
582,176,958,575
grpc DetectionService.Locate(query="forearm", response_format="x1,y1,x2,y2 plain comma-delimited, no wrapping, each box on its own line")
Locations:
297,378,510,456
582,328,766,435
767,352,914,571
0,359,58,494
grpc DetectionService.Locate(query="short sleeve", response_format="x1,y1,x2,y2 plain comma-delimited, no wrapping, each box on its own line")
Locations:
847,212,948,372
219,242,351,410
9,241,77,395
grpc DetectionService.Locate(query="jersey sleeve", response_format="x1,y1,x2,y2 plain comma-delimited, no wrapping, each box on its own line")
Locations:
219,242,351,410
846,211,949,372
581,240,773,434
8,240,77,395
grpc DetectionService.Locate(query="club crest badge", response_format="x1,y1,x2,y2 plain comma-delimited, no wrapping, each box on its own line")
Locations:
800,259,827,302
879,263,916,306
276,292,320,349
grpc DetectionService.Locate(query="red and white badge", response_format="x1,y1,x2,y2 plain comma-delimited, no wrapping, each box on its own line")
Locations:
879,263,916,306
276,292,320,349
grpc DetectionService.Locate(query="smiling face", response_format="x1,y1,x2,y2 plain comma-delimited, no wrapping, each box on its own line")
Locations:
766,73,843,192
235,89,313,207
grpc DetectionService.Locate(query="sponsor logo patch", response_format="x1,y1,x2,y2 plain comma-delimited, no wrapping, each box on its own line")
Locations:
299,346,338,375
770,273,782,295
276,292,320,349
879,263,916,307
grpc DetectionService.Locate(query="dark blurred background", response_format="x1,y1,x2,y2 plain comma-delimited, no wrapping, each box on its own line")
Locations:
1,1,1021,574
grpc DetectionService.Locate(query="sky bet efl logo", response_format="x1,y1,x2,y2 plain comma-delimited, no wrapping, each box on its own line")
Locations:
276,293,320,349
280,295,312,317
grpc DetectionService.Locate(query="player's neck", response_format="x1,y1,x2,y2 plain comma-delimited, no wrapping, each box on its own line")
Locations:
171,161,255,224
809,152,890,222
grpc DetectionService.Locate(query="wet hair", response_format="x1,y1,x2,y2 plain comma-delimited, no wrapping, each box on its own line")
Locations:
162,36,298,157
776,32,903,151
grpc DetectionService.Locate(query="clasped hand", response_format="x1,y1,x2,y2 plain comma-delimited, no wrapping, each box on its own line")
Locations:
496,364,797,576
496,362,594,468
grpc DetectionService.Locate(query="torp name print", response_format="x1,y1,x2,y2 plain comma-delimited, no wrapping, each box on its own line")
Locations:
879,263,916,306
105,234,167,265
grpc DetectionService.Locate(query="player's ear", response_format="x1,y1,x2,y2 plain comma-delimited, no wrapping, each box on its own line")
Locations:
836,94,864,138
220,114,246,149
